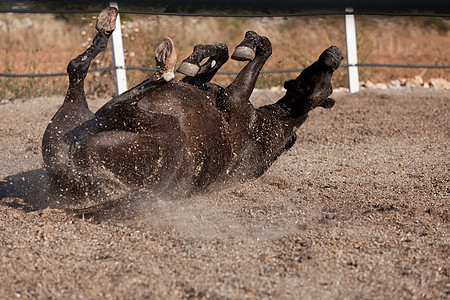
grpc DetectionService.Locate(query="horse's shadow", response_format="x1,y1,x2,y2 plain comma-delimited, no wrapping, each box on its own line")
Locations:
0,169,55,212
0,169,143,220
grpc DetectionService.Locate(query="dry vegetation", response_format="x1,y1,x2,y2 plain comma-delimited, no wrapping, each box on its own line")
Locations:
0,12,449,99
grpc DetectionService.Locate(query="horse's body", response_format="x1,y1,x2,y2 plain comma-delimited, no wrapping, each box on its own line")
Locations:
42,7,343,198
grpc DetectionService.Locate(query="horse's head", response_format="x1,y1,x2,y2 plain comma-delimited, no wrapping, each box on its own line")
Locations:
283,46,344,116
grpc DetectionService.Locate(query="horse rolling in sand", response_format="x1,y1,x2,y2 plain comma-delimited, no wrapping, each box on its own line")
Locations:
42,7,344,208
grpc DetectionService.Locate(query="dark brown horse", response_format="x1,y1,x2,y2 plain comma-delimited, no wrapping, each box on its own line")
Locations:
42,7,343,200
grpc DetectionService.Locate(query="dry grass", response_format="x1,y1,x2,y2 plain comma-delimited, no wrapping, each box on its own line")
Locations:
0,13,449,99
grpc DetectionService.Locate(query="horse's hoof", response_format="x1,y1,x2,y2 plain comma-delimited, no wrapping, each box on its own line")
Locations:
155,37,177,81
177,61,200,77
231,31,261,61
231,46,256,61
96,7,118,35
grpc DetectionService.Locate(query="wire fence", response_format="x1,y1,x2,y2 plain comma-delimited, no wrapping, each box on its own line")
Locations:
1,63,450,79
1,9,449,79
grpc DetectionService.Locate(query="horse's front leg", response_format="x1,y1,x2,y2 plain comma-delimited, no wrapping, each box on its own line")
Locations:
42,7,118,194
218,31,272,139
177,43,229,88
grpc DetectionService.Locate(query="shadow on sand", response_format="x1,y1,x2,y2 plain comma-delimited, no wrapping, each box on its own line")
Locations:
0,169,141,221
0,169,53,211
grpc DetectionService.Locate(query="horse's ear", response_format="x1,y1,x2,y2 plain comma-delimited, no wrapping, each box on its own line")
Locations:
319,97,335,109
284,79,296,90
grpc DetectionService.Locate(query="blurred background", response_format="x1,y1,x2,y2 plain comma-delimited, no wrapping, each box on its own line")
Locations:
0,0,449,99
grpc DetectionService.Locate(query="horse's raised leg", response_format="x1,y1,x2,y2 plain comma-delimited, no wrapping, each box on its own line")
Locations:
177,43,229,86
226,31,272,100
65,7,117,110
218,31,272,139
95,37,177,121
42,7,118,193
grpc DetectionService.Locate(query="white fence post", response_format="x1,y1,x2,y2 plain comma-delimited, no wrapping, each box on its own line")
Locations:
109,1,127,95
344,7,360,93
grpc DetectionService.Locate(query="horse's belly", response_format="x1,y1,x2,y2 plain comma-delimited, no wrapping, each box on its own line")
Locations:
139,82,232,190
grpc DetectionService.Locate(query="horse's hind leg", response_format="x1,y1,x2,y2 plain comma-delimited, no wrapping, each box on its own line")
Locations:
177,43,229,84
95,37,177,121
42,7,118,194
107,36,178,102
65,7,118,107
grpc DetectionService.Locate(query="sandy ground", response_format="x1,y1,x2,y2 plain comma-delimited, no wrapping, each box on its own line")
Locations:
0,88,449,299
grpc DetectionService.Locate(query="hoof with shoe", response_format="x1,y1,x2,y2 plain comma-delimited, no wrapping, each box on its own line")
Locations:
96,7,118,36
231,31,261,61
155,37,177,81
176,44,227,77
231,46,255,61
177,62,200,77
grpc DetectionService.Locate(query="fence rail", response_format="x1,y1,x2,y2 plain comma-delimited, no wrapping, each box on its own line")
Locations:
1,63,450,79
1,7,449,93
